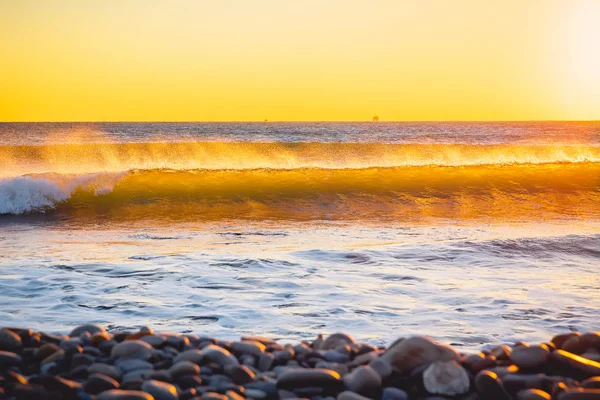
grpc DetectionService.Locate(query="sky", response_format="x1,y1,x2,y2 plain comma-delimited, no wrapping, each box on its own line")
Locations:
1,0,599,121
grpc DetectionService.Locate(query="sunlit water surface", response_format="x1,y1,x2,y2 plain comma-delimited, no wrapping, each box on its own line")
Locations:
1,122,599,350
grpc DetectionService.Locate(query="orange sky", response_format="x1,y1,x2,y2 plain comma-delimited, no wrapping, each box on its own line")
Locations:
1,0,599,121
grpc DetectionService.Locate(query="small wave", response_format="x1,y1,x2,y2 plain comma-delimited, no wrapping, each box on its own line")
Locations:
0,161,598,221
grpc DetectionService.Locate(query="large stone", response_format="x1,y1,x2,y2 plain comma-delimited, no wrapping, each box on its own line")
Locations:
0,350,21,368
423,360,469,396
224,364,256,385
557,388,600,399
231,341,266,357
380,336,460,374
368,358,392,379
381,387,409,400
474,371,511,400
343,366,381,396
0,328,22,350
97,389,154,400
511,345,551,369
173,349,203,364
322,333,355,350
84,373,120,395
551,350,600,378
337,390,371,400
141,380,178,400
111,340,153,360
277,368,342,390
70,324,107,337
169,361,200,378
517,389,551,400
201,344,239,367
241,336,276,345
115,358,153,373
89,363,123,381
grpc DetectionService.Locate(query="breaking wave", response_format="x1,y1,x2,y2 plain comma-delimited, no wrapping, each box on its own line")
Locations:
1,142,599,220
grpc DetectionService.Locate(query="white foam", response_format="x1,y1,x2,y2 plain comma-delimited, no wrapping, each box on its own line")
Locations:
0,176,70,214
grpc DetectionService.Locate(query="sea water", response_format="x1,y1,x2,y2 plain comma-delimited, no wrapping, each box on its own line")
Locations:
0,122,598,349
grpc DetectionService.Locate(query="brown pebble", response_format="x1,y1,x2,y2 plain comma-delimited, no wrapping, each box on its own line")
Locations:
557,388,600,399
516,388,551,400
551,350,600,378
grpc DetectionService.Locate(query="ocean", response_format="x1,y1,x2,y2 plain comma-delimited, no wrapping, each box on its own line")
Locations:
0,122,599,350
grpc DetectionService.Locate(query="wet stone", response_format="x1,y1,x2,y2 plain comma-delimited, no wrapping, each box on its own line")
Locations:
337,390,370,400
381,387,409,400
111,340,154,360
89,363,123,381
0,350,21,368
511,345,551,369
556,388,600,399
423,360,470,396
581,377,600,388
224,364,256,385
96,389,155,400
116,358,154,373
70,324,107,338
517,389,552,400
277,368,342,391
552,350,600,378
84,373,120,395
0,329,22,351
342,366,381,396
380,336,460,374
169,361,200,377
322,334,355,351
141,379,178,400
202,345,240,367
231,341,266,357
474,370,511,400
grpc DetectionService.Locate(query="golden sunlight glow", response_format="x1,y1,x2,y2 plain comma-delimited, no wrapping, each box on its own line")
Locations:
0,0,599,121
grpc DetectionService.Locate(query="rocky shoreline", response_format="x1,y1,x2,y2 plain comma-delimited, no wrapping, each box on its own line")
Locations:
0,326,599,400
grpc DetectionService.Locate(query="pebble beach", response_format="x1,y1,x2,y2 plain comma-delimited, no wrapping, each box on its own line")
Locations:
1,325,599,400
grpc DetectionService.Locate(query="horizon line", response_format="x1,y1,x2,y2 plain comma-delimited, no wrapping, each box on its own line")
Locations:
1,120,599,123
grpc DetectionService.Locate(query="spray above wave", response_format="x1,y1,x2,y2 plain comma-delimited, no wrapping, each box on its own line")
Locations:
2,142,600,177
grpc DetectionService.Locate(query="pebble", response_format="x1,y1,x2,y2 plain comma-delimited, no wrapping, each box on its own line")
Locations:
381,387,409,400
0,328,22,350
141,380,178,400
70,324,107,337
516,389,551,400
97,389,155,400
474,370,511,400
368,358,392,379
551,350,600,377
557,388,600,399
511,344,551,369
380,336,460,374
258,352,275,372
277,368,342,390
89,363,123,380
201,344,240,367
337,390,371,400
342,366,381,396
0,349,21,367
231,341,266,357
2,325,600,400
111,340,154,360
322,334,355,351
115,358,154,373
224,364,256,384
84,373,120,394
422,360,470,396
174,349,203,364
169,360,200,377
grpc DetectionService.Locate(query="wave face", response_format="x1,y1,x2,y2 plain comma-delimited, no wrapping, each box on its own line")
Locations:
1,142,599,220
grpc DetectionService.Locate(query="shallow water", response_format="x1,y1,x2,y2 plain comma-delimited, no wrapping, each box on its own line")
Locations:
0,122,599,349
